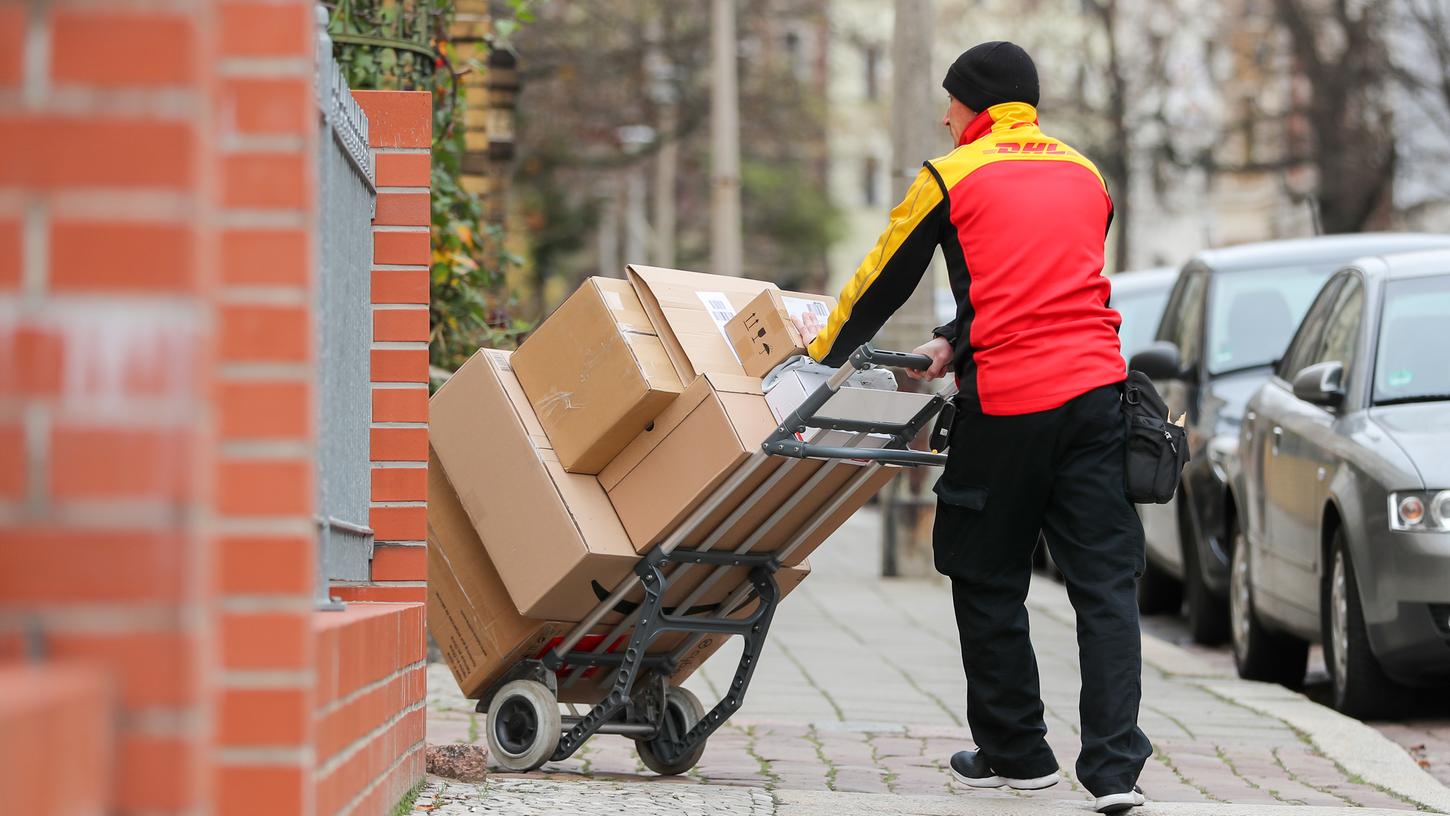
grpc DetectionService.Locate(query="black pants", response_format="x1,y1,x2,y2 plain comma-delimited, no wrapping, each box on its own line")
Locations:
932,384,1152,796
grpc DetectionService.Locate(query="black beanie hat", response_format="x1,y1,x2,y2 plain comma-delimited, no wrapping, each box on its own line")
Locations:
942,41,1040,113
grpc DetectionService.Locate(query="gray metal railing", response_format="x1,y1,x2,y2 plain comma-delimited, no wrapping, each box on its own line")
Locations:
314,7,378,608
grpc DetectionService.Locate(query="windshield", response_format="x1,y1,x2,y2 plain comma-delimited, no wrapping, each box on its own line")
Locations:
1207,264,1337,375
1374,273,1450,405
1115,288,1171,361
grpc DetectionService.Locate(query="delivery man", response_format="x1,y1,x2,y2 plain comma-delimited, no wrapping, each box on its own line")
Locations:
795,42,1151,814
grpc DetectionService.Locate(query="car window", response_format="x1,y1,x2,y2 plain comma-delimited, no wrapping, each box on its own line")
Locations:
1277,276,1341,381
1310,277,1363,379
1115,287,1172,361
1160,272,1206,368
1374,273,1450,405
1207,263,1338,375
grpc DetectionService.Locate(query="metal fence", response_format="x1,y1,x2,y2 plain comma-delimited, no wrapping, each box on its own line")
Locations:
314,8,378,607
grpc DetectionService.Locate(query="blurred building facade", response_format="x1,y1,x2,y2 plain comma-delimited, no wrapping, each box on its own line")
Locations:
825,0,1450,281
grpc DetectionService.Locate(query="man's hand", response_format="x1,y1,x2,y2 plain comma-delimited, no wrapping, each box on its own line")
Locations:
907,336,953,381
789,312,824,346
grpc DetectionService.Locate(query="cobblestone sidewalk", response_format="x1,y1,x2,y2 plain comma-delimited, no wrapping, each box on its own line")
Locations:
423,510,1450,814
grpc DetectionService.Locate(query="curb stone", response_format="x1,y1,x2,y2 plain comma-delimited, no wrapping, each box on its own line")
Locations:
1197,680,1450,814
1024,577,1450,812
417,775,777,815
776,789,1447,815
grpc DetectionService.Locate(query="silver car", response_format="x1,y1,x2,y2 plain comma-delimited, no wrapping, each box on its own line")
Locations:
1231,249,1450,718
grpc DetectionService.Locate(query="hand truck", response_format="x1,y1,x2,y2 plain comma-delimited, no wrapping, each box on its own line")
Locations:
478,345,953,775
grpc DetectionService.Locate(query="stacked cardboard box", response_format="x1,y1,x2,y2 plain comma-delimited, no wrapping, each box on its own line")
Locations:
427,266,900,704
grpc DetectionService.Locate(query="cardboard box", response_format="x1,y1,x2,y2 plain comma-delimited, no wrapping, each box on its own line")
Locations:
431,349,807,621
626,264,779,381
600,371,900,554
427,447,811,703
426,448,571,701
725,288,836,378
431,349,639,620
513,277,684,474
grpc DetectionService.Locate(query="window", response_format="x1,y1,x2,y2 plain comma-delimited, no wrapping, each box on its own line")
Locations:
1312,277,1363,378
784,30,804,80
1373,273,1450,405
864,45,880,100
1206,263,1338,375
1159,271,1208,369
1115,287,1173,362
1277,276,1341,381
862,156,879,206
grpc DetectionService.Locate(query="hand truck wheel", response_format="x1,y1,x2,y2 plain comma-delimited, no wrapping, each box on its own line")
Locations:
486,679,561,772
635,685,707,776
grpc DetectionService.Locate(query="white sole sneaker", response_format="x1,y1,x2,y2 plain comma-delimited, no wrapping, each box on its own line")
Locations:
950,767,1061,790
1095,789,1146,813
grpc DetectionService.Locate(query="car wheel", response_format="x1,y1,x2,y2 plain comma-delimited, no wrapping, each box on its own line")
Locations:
1322,529,1408,720
1137,556,1183,615
1182,511,1229,645
1229,521,1308,687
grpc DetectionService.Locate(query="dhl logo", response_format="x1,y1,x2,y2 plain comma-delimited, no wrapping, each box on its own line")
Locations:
987,141,1071,155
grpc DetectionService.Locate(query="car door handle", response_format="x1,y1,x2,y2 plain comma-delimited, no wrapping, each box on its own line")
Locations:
1271,426,1283,455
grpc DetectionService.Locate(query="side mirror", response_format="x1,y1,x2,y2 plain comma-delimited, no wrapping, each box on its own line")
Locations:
1130,341,1184,381
1291,361,1345,408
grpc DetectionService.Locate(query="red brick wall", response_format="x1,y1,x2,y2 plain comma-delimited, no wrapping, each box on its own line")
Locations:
335,91,431,605
308,90,433,816
213,2,320,813
0,665,112,816
314,605,427,815
0,5,428,816
0,2,238,814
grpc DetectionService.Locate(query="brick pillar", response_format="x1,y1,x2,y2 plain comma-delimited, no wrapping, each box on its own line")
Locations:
337,90,431,605
0,1,320,814
0,2,224,814
1,6,426,815
309,90,431,815
212,1,320,814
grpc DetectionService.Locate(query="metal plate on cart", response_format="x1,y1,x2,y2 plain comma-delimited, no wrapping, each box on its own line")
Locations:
815,386,936,426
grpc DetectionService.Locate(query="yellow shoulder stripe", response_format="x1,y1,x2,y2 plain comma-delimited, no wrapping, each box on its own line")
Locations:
929,128,1108,193
807,166,944,361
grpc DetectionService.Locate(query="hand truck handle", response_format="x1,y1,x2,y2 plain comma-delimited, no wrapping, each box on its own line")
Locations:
764,343,952,465
849,345,934,371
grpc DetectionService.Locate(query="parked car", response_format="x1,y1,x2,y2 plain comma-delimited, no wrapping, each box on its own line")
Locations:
1112,266,1177,363
1129,234,1450,644
1231,249,1450,718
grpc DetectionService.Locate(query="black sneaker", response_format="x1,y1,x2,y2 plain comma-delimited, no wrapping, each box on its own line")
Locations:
1094,785,1145,813
949,750,1060,790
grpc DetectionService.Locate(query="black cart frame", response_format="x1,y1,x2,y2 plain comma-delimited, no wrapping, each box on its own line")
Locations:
478,345,952,775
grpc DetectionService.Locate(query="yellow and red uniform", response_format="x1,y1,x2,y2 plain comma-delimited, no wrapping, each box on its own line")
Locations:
807,102,1125,415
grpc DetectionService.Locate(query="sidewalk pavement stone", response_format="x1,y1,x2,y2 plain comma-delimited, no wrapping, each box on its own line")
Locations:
421,509,1449,814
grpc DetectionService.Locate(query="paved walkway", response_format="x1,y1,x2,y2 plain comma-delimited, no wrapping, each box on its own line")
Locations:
422,509,1450,814
1140,614,1450,791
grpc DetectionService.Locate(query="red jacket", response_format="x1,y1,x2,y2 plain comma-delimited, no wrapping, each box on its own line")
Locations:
807,102,1126,415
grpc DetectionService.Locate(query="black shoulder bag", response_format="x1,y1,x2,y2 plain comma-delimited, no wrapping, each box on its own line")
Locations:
1121,371,1189,504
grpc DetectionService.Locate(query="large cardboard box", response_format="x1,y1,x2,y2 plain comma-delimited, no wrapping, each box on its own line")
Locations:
431,349,638,620
599,371,900,554
626,265,779,380
512,277,684,473
427,448,811,703
431,349,806,621
725,288,836,378
426,448,570,700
